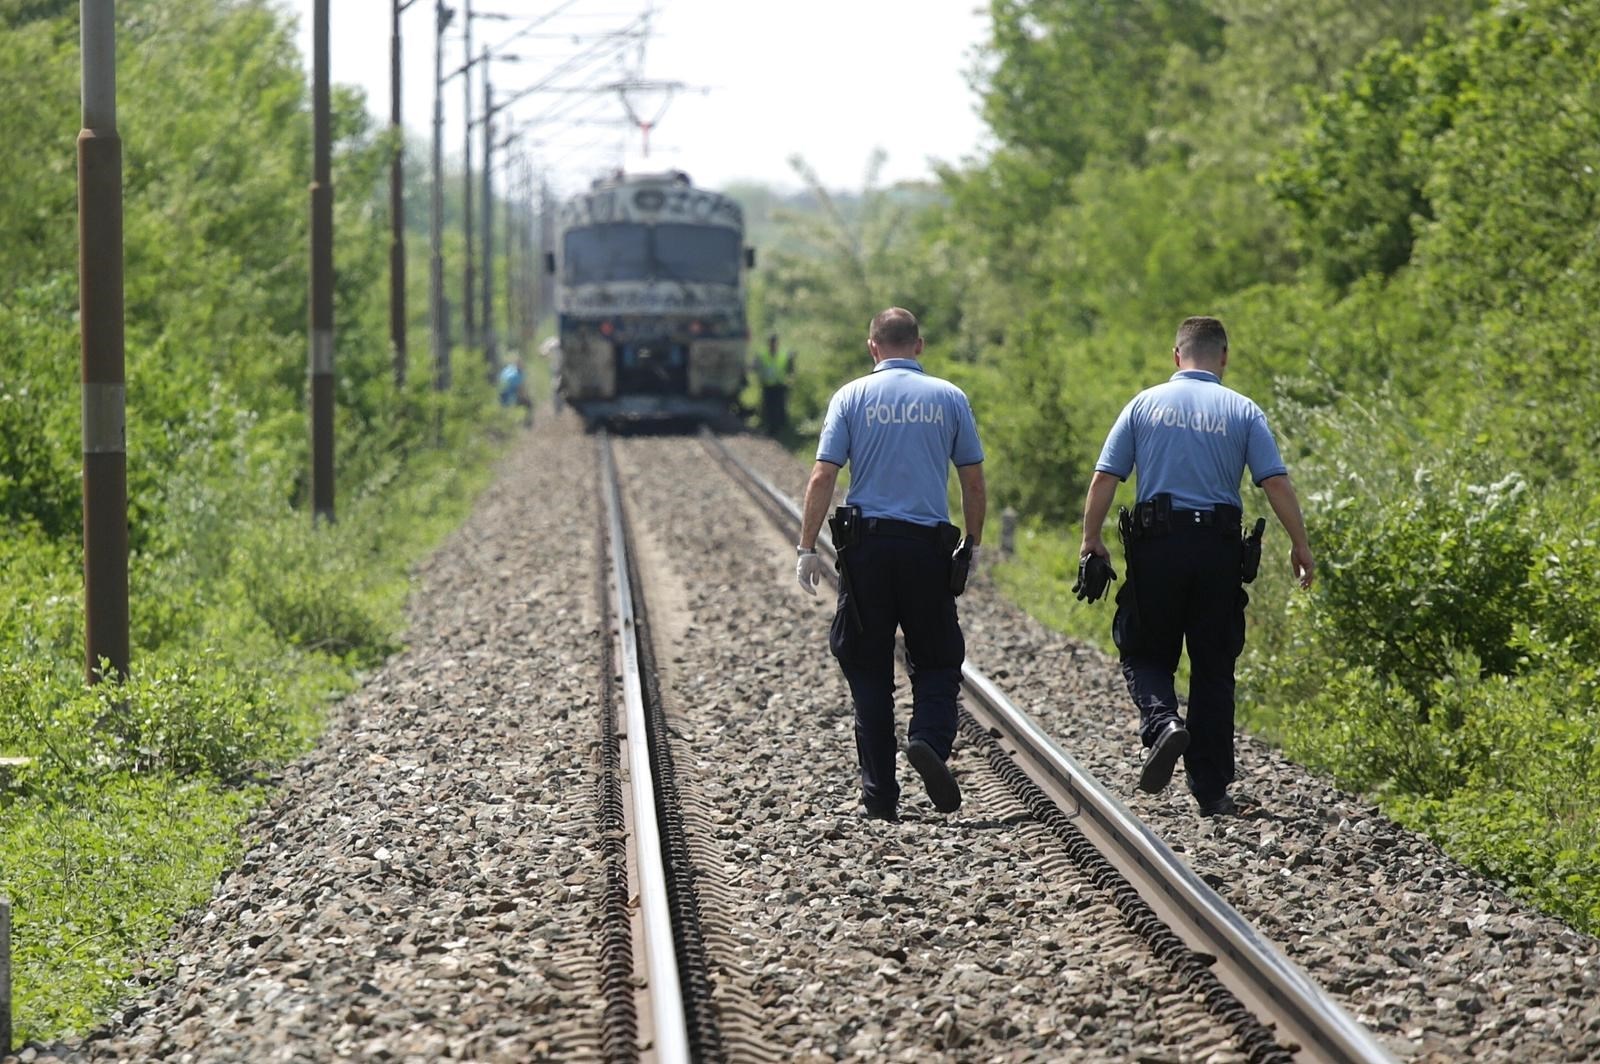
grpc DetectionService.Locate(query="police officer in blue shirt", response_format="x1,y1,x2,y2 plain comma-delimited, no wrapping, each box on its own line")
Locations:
1080,316,1314,816
795,308,987,821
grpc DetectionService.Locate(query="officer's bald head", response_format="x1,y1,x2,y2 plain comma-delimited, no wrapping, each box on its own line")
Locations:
869,307,921,354
1175,316,1228,367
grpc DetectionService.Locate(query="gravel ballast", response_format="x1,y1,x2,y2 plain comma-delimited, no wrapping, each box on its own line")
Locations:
11,417,1598,1063
724,429,1600,1063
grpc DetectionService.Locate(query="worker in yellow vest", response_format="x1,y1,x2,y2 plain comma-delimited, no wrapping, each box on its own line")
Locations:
755,333,794,436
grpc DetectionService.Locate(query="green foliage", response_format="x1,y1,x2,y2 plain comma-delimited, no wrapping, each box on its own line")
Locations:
0,776,260,1039
0,282,81,538
951,320,1084,523
1293,464,1537,708
982,0,1224,185
0,0,513,1043
757,153,948,427
0,0,74,27
1268,36,1457,288
0,656,288,783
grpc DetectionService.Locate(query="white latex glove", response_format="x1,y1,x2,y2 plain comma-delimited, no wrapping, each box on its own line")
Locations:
965,544,982,570
796,549,826,595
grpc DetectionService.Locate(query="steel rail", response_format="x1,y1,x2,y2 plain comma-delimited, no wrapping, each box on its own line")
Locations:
701,429,1395,1064
600,433,691,1063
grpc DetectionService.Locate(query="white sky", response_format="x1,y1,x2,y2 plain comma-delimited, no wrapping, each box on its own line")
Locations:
280,0,993,197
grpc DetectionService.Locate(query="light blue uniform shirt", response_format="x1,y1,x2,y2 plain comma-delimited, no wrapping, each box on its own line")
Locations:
817,358,984,525
1095,369,1287,511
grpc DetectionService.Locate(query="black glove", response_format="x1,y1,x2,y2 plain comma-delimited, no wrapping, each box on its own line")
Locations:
1073,554,1118,603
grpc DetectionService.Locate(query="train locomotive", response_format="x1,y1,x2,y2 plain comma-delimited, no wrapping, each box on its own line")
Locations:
547,170,751,428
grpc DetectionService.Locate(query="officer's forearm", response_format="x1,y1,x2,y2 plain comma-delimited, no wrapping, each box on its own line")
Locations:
798,461,841,550
957,463,986,544
1260,474,1310,548
1081,471,1120,552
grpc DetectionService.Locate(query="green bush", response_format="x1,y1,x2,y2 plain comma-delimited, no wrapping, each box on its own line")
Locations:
233,519,397,667
1297,466,1537,709
1384,661,1600,928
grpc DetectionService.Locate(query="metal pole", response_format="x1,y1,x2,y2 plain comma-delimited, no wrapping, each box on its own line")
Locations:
481,58,497,376
430,1,451,390
78,0,128,684
539,176,553,326
1,897,10,1055
505,153,518,357
518,155,533,353
515,163,525,355
521,155,536,350
388,0,407,387
309,0,335,524
461,0,476,354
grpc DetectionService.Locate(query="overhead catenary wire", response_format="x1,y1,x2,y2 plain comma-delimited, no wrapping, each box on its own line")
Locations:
479,13,652,121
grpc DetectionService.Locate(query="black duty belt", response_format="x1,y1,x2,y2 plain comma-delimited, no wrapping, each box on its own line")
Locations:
1127,495,1241,540
1169,507,1241,530
862,516,945,543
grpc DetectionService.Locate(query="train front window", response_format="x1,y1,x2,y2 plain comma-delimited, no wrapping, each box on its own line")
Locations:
653,224,741,285
565,224,650,284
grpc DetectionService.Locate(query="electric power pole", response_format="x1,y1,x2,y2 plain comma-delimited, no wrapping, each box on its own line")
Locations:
309,0,335,524
461,0,476,354
430,1,453,390
78,0,128,683
481,59,497,376
522,154,537,352
389,1,417,388
539,177,554,325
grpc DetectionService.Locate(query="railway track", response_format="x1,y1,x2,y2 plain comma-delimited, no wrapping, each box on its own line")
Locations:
17,417,1596,1063
595,431,726,1063
699,428,1395,1064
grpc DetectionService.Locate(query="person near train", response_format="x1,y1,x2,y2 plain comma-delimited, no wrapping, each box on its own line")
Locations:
794,307,986,821
1077,316,1314,817
497,357,534,428
755,332,795,438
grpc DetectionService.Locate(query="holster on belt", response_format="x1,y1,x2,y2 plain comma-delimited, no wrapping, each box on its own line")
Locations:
1132,493,1172,537
1240,517,1266,584
948,532,973,597
1117,505,1138,546
828,505,865,632
828,504,862,551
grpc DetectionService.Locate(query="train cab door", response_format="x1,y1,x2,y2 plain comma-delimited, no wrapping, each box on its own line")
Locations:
615,340,690,395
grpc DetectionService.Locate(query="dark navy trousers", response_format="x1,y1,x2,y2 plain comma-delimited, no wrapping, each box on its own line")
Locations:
829,532,964,811
1112,527,1247,801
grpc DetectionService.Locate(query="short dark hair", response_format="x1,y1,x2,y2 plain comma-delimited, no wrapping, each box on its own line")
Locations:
1175,316,1228,361
869,307,920,348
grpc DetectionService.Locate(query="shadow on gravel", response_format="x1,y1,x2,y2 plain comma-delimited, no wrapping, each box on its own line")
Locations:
949,817,1032,832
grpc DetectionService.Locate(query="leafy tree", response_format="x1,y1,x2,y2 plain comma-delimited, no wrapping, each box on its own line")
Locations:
0,0,74,29
982,0,1223,174
1268,36,1462,289
758,152,943,420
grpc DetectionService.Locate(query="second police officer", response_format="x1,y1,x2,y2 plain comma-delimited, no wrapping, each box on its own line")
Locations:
795,308,986,821
1079,316,1314,817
